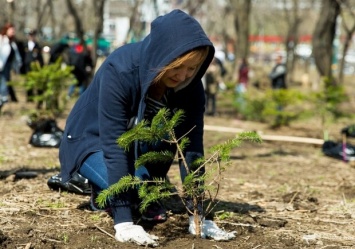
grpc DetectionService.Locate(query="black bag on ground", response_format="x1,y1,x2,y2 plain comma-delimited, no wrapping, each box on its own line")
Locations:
322,140,355,161
28,118,63,148
47,172,91,195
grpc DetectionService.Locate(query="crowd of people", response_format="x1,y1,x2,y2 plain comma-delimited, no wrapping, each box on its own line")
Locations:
0,23,93,111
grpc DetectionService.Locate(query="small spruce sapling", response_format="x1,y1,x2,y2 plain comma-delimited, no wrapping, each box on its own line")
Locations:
97,108,262,238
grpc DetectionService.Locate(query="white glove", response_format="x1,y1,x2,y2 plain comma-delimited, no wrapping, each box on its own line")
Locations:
114,222,159,247
188,216,236,241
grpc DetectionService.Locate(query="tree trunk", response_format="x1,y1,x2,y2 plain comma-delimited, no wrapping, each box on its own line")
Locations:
47,0,58,40
337,0,355,84
65,0,86,46
35,0,50,37
283,0,301,86
125,0,142,43
232,0,251,63
92,0,106,66
312,0,341,79
183,0,206,16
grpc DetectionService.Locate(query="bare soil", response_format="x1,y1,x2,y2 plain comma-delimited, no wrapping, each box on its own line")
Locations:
1,88,355,249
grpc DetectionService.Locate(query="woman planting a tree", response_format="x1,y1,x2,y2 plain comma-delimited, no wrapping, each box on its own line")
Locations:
58,9,235,246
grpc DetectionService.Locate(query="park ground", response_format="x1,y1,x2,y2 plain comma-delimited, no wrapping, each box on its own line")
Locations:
1,87,355,249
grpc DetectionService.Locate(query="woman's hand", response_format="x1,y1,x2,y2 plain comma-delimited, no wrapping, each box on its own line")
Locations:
114,222,159,247
188,216,236,241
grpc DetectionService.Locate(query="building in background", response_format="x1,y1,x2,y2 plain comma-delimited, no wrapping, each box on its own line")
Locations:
102,0,175,47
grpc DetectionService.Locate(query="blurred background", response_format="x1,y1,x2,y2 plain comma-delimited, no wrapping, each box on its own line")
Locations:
1,0,355,130
1,0,354,79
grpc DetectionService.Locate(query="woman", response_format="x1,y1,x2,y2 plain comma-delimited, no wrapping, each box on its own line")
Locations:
59,9,235,246
0,23,22,110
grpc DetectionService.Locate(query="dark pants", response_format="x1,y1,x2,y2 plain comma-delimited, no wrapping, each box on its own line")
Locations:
205,93,216,116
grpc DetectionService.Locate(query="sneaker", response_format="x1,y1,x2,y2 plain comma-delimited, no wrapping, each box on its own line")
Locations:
141,201,167,222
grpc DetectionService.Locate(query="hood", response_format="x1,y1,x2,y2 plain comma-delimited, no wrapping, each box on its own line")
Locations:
139,9,215,92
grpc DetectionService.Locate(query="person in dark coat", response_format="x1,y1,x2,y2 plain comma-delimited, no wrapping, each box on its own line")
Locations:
204,57,221,116
269,54,287,89
21,29,44,101
58,9,235,246
67,44,93,98
48,41,69,64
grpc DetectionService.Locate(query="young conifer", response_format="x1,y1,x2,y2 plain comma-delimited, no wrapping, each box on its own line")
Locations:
97,108,262,238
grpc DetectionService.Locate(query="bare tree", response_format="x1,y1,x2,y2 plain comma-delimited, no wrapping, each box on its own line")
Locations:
34,0,51,36
92,0,107,64
182,0,207,16
337,0,355,83
47,0,58,40
65,0,86,46
282,0,301,84
312,0,341,80
125,0,143,43
272,0,316,85
230,0,252,66
7,0,15,24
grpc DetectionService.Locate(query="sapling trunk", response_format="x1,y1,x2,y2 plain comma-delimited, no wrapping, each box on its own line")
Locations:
172,125,204,237
193,196,201,237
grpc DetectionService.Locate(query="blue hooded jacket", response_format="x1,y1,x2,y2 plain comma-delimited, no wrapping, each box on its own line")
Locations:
59,9,215,222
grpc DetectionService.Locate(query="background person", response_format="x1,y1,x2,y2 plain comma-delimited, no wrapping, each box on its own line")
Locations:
269,54,287,89
235,57,249,109
236,57,249,93
20,29,44,102
58,9,235,247
0,23,22,110
204,57,222,116
67,43,93,98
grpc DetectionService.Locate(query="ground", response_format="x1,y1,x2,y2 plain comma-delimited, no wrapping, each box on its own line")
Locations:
1,89,355,249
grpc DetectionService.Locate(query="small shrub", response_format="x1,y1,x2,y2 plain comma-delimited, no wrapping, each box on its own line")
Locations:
11,57,76,118
235,88,307,127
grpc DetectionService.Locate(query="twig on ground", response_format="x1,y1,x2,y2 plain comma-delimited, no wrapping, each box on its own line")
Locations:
0,208,21,212
95,225,115,239
288,191,299,204
216,220,259,228
44,237,62,243
342,193,347,205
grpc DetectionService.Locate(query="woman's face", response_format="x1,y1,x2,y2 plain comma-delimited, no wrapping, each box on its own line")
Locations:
160,56,201,88
6,27,15,38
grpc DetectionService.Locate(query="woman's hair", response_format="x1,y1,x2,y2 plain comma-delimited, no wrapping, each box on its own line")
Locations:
153,46,209,84
0,23,15,40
